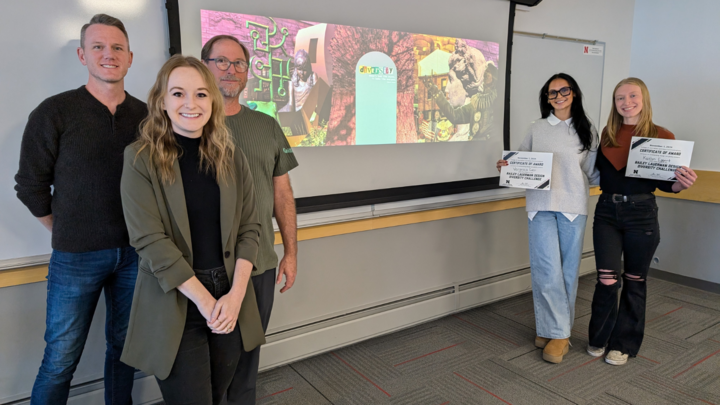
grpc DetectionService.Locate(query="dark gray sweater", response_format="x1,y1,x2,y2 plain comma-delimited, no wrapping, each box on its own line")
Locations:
15,86,147,252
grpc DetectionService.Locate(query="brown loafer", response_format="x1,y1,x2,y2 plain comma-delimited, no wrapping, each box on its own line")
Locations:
535,336,551,349
543,338,570,363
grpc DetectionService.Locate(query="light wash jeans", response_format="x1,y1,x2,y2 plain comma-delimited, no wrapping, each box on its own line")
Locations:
528,211,587,339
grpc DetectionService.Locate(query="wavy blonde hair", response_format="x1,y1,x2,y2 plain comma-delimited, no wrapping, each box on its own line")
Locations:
603,77,658,147
135,55,234,184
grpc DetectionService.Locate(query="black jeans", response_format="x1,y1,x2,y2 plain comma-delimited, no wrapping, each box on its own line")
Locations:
588,194,660,356
156,266,242,405
226,269,276,405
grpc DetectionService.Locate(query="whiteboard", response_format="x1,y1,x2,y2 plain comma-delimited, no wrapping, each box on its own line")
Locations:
0,0,169,263
510,33,605,148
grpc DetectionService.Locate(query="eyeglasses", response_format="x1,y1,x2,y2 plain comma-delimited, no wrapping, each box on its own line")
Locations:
205,56,249,73
547,86,572,100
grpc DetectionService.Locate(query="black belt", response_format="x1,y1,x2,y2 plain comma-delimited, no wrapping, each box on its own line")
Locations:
600,193,654,203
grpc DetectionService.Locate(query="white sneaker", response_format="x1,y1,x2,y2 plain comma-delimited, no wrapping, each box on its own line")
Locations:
605,350,629,365
586,345,605,357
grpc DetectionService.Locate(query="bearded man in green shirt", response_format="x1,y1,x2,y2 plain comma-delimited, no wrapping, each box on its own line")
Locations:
203,35,299,405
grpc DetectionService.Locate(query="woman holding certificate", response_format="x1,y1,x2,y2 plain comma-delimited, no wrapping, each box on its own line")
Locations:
497,73,599,364
587,78,696,366
119,55,265,404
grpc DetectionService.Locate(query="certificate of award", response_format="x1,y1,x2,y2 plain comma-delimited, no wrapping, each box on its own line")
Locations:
499,151,553,190
626,137,694,181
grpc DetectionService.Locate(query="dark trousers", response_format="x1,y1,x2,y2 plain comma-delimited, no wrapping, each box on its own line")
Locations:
31,247,137,405
226,269,276,405
588,194,660,356
157,267,242,405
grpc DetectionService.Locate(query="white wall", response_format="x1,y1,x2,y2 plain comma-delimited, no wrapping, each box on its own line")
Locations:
630,0,720,171
630,0,720,283
0,1,169,261
655,199,720,284
514,0,636,128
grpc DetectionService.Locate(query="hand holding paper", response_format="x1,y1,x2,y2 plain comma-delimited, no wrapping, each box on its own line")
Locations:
499,151,553,190
671,166,697,191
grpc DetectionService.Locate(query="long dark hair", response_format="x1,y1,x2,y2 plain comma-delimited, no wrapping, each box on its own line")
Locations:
539,73,594,152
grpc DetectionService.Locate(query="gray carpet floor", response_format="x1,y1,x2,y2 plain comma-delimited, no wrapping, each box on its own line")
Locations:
253,274,720,404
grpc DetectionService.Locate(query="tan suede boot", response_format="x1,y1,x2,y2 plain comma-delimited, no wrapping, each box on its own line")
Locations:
535,336,551,349
543,338,570,363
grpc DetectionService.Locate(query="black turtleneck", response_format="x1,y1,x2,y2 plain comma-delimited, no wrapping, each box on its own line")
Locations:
175,133,224,270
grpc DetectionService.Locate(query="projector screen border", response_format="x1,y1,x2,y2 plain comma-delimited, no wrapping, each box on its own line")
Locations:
295,177,501,214
166,0,182,55
165,0,516,213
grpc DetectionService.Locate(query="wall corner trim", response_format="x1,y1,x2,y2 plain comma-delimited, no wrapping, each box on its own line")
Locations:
0,264,48,288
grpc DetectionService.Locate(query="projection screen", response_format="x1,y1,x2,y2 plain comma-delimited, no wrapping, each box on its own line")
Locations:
172,0,511,210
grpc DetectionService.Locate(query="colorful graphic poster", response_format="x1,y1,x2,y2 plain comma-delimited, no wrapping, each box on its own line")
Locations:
201,10,500,147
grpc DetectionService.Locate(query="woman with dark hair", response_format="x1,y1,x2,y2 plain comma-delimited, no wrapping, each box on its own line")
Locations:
497,73,599,363
586,78,696,366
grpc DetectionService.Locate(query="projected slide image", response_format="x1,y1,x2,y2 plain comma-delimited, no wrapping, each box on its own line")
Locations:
201,10,500,147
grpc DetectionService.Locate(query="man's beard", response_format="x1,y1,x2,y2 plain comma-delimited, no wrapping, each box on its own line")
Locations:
219,74,244,98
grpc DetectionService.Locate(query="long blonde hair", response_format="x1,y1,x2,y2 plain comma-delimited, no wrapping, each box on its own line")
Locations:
135,55,234,184
603,77,658,147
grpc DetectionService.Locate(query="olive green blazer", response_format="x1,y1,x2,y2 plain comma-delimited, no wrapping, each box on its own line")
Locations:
119,143,266,380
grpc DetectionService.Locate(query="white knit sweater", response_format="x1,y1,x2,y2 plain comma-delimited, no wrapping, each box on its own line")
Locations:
519,114,600,216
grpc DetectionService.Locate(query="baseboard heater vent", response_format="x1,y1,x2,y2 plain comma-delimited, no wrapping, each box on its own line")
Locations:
459,267,531,292
3,371,151,405
458,250,595,293
266,286,455,343
267,252,597,344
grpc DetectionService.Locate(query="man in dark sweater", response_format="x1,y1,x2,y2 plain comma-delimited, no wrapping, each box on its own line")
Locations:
202,35,300,405
14,14,146,405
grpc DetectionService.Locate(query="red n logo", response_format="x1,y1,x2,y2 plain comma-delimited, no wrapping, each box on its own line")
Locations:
584,46,589,53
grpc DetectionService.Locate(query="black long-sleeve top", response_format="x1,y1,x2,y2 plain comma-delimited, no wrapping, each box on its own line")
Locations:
596,124,678,195
175,133,224,270
596,147,675,195
14,86,147,252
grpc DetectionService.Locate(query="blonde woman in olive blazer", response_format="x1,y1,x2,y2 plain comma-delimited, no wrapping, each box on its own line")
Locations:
119,56,265,398
120,140,266,379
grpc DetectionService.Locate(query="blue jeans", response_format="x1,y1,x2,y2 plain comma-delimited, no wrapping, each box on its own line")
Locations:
528,212,587,339
31,247,138,405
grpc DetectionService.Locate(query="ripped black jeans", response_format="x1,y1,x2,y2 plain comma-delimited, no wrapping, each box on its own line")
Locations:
588,193,660,356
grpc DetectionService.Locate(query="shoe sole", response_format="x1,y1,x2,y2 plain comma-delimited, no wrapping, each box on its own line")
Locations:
535,338,550,349
604,356,627,366
587,348,605,357
542,345,569,364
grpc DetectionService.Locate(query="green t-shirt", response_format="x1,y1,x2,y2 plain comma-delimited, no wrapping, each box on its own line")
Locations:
226,107,299,276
